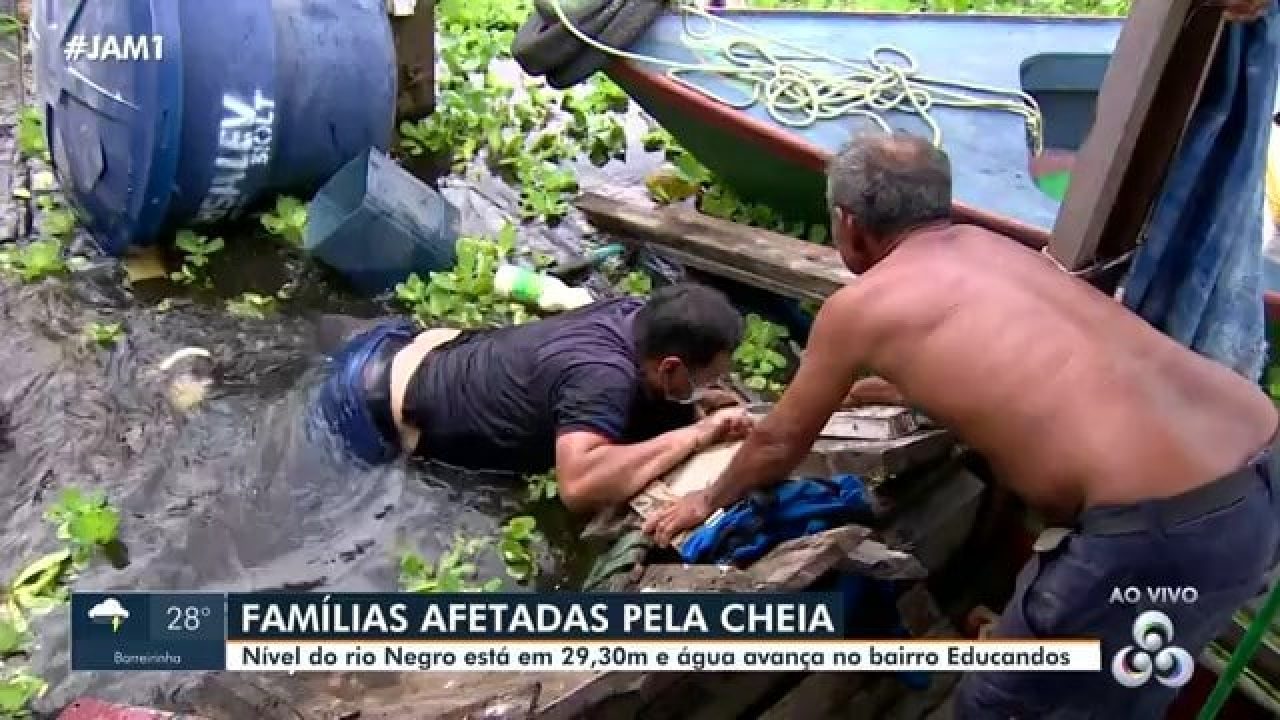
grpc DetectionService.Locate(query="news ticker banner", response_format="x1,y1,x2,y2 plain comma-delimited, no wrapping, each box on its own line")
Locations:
70,592,1100,673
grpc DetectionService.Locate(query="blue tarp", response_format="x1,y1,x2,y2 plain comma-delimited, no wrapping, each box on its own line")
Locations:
1122,5,1280,381
677,474,927,688
678,474,876,566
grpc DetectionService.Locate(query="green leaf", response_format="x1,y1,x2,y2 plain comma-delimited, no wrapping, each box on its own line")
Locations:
67,505,120,546
11,550,71,591
0,618,26,656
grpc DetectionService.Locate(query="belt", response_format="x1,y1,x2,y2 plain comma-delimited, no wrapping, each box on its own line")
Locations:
1078,460,1265,536
361,335,409,452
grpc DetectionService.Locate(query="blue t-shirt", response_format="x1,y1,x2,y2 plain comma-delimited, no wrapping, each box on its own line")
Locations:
402,298,694,474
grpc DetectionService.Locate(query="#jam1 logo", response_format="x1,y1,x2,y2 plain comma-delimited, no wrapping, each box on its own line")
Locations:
1110,610,1195,689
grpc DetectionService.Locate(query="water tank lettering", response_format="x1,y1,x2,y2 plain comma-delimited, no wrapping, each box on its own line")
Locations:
196,90,276,223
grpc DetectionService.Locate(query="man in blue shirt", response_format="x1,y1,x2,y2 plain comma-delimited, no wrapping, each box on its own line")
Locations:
312,283,752,513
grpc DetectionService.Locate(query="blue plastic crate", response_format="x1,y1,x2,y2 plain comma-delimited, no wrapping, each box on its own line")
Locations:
305,148,460,294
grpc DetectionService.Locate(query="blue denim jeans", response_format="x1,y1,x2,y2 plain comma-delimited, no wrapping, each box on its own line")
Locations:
955,441,1280,719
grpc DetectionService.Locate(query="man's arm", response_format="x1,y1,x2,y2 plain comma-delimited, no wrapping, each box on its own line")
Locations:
549,362,723,513
555,425,704,513
644,289,871,544
701,289,868,510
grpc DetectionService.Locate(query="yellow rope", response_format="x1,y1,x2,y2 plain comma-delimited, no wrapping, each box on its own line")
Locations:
543,0,1045,155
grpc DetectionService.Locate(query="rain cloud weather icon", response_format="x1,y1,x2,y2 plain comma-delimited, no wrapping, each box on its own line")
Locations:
87,598,130,632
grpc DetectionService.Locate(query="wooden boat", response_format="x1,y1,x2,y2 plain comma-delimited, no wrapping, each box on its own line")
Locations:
604,8,1125,248
603,7,1280,320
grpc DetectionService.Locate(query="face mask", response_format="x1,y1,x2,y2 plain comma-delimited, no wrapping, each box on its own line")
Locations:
666,383,713,406
663,365,714,405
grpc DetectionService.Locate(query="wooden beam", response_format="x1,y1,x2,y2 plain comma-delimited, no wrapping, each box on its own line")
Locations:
576,189,856,303
1049,0,1225,273
390,0,437,123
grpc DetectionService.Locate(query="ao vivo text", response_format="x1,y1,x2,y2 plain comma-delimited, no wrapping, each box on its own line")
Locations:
1108,586,1200,605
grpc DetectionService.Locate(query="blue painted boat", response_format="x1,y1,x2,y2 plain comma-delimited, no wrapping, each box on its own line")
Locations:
602,9,1125,248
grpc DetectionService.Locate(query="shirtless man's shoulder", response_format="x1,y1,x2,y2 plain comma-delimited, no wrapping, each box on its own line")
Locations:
823,224,1277,514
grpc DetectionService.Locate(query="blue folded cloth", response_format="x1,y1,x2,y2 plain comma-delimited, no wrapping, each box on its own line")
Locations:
1123,5,1280,382
309,319,419,465
678,473,928,689
678,473,875,566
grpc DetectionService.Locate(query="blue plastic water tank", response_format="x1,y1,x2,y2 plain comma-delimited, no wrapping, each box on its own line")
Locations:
31,0,397,256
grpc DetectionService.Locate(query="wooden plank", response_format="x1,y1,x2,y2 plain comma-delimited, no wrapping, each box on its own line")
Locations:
589,426,955,543
390,0,437,123
1049,0,1225,273
799,429,956,482
615,526,925,593
576,189,856,303
882,468,986,574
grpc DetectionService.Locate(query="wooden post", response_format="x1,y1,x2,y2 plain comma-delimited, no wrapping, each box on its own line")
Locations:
1048,0,1226,274
390,0,437,124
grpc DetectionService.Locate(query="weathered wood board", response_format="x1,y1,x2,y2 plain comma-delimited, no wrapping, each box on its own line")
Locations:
389,0,437,123
540,527,929,720
576,189,856,303
821,406,920,440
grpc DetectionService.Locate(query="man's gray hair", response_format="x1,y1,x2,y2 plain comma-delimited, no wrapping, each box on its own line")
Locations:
826,131,953,238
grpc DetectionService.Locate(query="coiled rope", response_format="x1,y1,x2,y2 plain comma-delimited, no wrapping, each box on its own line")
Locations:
543,0,1045,155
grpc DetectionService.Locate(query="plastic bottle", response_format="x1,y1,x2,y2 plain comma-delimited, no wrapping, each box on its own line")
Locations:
494,263,595,313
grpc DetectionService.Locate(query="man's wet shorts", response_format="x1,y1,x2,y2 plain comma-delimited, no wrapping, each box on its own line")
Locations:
955,435,1280,719
308,319,418,465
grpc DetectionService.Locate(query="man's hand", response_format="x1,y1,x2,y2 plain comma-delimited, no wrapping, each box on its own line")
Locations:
643,488,715,547
695,386,746,418
1222,0,1270,22
692,405,754,450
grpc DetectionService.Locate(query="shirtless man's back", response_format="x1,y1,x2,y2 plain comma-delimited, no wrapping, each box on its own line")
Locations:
857,224,1277,520
645,131,1280,718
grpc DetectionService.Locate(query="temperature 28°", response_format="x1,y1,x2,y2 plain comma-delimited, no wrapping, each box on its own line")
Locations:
166,605,212,632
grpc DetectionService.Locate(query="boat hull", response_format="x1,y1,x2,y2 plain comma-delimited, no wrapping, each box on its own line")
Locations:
607,9,1125,246
606,8,1280,319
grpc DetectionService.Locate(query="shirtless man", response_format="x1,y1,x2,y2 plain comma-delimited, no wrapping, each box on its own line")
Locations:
644,131,1280,717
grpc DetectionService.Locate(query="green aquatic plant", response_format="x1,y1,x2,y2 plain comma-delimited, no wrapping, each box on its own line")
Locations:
733,314,791,395
618,270,653,298
399,80,515,168
0,239,66,283
35,194,77,238
4,549,73,633
84,322,123,348
525,470,559,503
226,292,277,320
499,516,540,582
0,669,46,718
517,161,579,223
398,536,502,593
563,78,631,165
645,150,713,205
0,615,25,658
394,224,537,328
260,196,308,247
44,488,121,566
170,229,224,288
0,485,121,716
15,107,46,160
